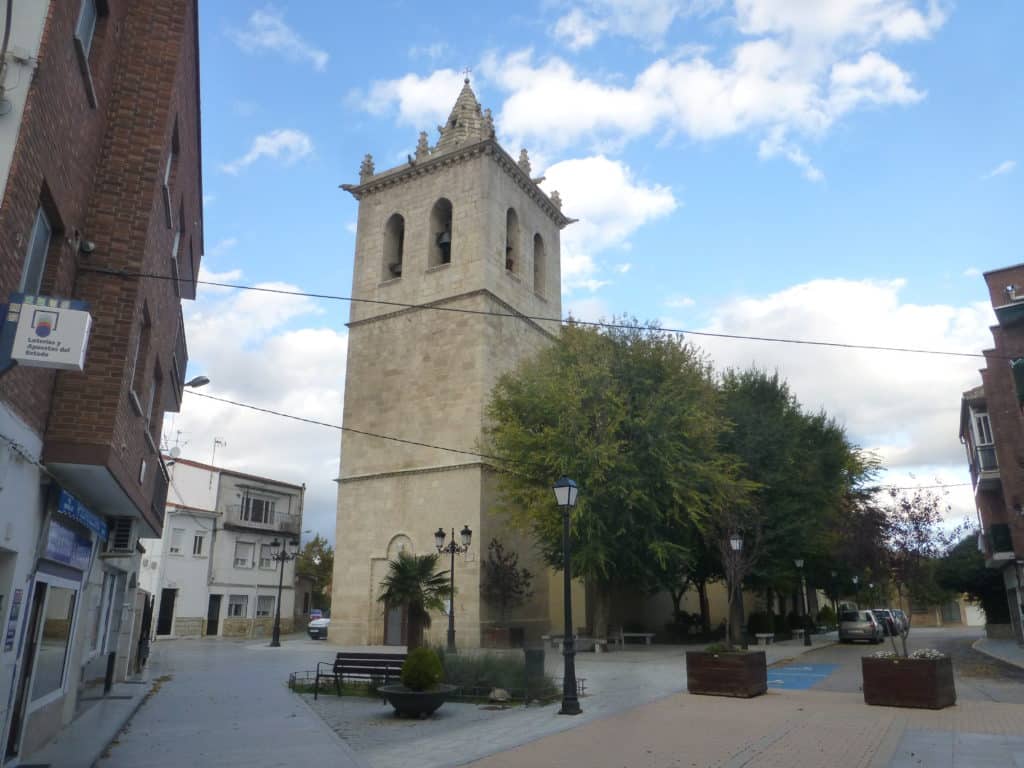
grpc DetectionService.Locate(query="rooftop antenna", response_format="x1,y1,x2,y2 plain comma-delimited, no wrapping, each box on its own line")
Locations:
209,437,226,489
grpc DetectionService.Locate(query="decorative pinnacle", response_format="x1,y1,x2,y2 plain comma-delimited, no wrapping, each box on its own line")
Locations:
518,149,532,175
359,154,375,182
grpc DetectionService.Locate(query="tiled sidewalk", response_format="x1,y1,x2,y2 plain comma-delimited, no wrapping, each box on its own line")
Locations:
974,637,1024,671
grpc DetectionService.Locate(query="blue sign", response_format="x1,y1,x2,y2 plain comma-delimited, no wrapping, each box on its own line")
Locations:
57,490,108,540
44,520,94,571
767,663,839,690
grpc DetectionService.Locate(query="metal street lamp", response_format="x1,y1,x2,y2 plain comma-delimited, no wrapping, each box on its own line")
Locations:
794,559,811,647
435,524,472,652
728,533,744,648
553,476,581,716
184,375,210,388
269,538,299,647
830,571,838,618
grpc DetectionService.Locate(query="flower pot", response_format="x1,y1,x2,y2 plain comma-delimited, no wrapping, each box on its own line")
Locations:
378,684,457,718
685,650,767,698
861,656,956,709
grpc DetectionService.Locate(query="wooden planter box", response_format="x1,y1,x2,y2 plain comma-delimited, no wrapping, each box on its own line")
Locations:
686,650,767,698
861,656,956,709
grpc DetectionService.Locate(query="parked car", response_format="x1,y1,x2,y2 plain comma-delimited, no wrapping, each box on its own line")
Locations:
308,617,330,640
309,608,324,621
891,609,909,633
870,609,898,636
838,610,883,643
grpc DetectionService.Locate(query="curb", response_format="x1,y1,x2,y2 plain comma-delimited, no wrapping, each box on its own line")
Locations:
971,637,1024,671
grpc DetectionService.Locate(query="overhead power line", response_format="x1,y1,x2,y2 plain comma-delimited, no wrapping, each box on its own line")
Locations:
184,391,972,493
81,266,999,361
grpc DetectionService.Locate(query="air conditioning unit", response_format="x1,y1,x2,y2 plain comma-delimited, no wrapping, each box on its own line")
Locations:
106,518,135,554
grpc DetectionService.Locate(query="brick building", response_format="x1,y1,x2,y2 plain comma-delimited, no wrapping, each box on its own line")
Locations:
960,263,1024,645
0,1,202,760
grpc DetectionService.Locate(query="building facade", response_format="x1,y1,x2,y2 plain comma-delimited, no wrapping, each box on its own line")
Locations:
0,0,202,760
960,263,1024,644
332,81,573,647
139,458,305,640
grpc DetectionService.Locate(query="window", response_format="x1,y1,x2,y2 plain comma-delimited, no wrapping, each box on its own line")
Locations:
428,198,453,266
241,495,275,525
75,0,98,57
383,213,405,279
256,596,275,617
259,544,275,569
107,517,133,553
233,541,254,568
169,528,185,554
130,308,152,403
227,595,248,618
146,365,163,444
505,208,520,273
974,412,993,446
162,121,179,228
170,206,184,297
533,233,546,295
192,534,204,556
20,206,52,295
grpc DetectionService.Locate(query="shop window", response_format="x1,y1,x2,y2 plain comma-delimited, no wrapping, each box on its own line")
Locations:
227,595,247,617
31,584,77,702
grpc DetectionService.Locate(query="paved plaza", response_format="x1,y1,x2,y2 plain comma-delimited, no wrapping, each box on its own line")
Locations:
93,628,1024,768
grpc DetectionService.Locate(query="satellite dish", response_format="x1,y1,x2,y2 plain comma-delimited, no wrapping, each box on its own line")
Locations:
170,446,181,458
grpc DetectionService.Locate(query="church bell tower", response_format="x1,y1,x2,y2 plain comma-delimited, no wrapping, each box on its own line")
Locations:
331,80,573,646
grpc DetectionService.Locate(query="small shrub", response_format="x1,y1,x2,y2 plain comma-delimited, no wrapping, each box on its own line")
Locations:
817,606,836,627
401,647,443,691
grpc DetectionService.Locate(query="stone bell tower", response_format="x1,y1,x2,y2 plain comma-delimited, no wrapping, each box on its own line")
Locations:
331,80,573,647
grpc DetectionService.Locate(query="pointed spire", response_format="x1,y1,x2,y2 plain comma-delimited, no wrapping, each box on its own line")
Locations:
435,78,490,153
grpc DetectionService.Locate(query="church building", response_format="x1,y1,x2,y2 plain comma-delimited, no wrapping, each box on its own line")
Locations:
331,81,574,647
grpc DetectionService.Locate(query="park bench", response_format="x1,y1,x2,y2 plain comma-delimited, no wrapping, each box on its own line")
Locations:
607,628,655,649
754,633,774,646
314,651,406,699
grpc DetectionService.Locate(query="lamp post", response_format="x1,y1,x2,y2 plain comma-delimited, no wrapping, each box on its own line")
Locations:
728,532,744,648
269,538,299,647
794,559,811,647
830,570,838,618
435,524,472,653
852,575,860,607
553,476,581,716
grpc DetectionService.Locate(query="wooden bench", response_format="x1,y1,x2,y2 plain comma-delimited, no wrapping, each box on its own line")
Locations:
793,628,805,640
755,633,774,646
314,651,406,699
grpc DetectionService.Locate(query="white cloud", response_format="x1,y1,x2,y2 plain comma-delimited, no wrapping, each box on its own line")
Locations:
963,267,981,278
615,263,632,273
693,278,994,477
221,129,313,175
359,69,468,128
553,8,603,50
409,42,448,60
983,160,1016,179
344,221,357,235
551,0,718,49
208,237,238,258
758,126,824,181
170,281,347,539
828,51,925,116
565,296,611,323
665,294,695,308
229,9,328,71
542,155,677,292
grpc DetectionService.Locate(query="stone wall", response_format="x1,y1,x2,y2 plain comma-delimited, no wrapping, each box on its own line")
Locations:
173,617,204,637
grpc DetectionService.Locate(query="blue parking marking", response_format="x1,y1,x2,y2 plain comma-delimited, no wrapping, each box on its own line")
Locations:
767,663,839,690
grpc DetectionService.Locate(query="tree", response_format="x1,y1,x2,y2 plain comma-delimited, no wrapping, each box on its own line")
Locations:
936,533,1011,624
480,538,534,624
296,535,334,611
377,551,451,651
884,487,965,655
485,320,747,639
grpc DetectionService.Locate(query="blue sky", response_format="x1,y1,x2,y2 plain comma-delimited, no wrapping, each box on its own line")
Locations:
174,1,1022,539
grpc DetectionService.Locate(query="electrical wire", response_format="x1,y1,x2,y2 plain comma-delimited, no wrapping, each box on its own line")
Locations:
183,390,972,493
79,266,1003,361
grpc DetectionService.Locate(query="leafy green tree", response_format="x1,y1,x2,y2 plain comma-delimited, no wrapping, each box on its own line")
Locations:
377,551,451,651
296,535,334,611
485,321,748,639
936,533,1010,624
480,539,534,624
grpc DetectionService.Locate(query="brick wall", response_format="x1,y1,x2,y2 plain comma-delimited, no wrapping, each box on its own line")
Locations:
0,0,202,531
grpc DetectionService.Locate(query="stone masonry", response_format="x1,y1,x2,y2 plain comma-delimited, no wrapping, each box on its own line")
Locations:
332,80,572,647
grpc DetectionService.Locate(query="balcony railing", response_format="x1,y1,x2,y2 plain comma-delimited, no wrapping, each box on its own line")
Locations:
224,504,301,534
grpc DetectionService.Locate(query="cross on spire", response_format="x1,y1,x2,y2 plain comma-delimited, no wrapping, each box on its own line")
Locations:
462,67,472,83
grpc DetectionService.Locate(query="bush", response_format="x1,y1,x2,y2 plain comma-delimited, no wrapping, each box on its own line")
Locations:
434,648,558,699
746,611,774,635
401,647,443,691
817,605,836,626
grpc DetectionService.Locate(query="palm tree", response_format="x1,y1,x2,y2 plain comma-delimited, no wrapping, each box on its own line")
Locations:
377,551,451,650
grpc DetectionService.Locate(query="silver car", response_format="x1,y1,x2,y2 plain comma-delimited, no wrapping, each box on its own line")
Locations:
839,610,883,643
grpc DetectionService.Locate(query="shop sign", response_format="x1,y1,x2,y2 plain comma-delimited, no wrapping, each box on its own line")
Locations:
5,293,92,372
57,490,108,540
43,520,94,571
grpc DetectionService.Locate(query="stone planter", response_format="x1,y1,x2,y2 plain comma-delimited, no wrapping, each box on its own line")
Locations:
861,656,956,709
686,650,767,698
378,684,457,718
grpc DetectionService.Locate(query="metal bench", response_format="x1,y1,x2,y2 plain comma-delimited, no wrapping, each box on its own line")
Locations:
314,651,406,699
755,633,774,646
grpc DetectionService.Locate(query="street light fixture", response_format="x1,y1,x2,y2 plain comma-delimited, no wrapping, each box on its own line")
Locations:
269,538,299,647
435,524,472,652
553,475,581,716
728,533,744,648
794,559,811,647
184,375,210,388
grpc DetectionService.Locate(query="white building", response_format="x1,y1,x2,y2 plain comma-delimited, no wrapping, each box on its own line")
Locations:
140,458,305,639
